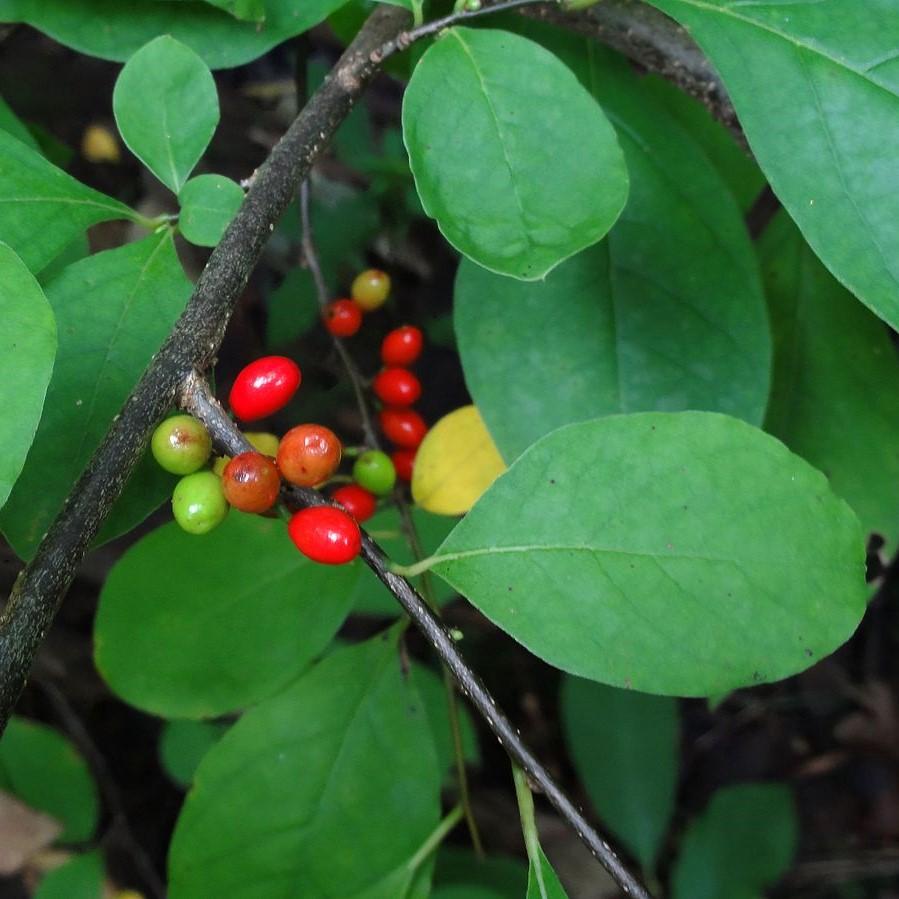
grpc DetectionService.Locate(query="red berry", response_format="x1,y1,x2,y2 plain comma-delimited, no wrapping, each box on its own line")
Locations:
392,449,416,482
222,452,281,513
381,325,423,367
288,506,361,564
332,484,378,523
323,299,363,337
277,424,342,487
229,356,301,421
372,367,422,407
380,407,428,449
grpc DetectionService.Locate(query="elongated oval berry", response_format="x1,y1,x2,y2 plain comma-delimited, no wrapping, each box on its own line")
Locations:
222,452,281,513
323,299,363,337
229,356,301,421
172,471,228,535
381,325,423,367
332,484,378,523
380,407,428,449
351,269,391,312
353,450,396,496
288,506,361,564
277,424,342,487
372,367,421,407
151,414,212,475
392,448,416,482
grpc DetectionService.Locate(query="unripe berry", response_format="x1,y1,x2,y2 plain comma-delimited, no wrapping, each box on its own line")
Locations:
288,506,361,564
323,299,363,337
222,452,281,513
245,431,280,457
172,471,228,535
352,450,396,496
392,449,416,482
213,431,280,476
151,414,212,475
277,424,342,487
332,484,378,523
381,325,423,367
351,269,391,312
372,367,421,407
229,356,301,421
380,407,428,449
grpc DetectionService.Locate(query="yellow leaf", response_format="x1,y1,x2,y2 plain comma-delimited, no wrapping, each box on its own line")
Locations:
412,405,506,516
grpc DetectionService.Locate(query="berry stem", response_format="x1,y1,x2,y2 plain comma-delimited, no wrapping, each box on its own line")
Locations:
298,180,380,448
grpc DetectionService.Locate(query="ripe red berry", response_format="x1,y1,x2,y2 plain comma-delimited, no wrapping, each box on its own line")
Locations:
288,506,361,564
222,452,281,513
332,484,378,523
392,449,416,482
323,299,363,337
381,325,423,367
229,356,301,422
372,367,422,407
277,424,342,487
380,407,428,449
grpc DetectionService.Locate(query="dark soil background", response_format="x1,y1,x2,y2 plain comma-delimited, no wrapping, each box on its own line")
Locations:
1,20,899,899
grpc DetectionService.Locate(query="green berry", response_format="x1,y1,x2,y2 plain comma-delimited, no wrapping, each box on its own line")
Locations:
352,450,396,496
151,414,212,475
172,471,228,535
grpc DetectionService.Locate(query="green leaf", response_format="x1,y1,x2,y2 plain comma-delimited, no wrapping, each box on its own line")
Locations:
644,0,899,331
178,174,244,246
526,847,568,899
354,507,457,615
640,75,764,214
0,718,98,843
454,48,769,461
95,513,358,718
0,231,191,560
0,93,40,149
34,851,104,899
0,127,133,272
0,243,56,511
423,412,865,696
157,0,267,22
265,267,320,346
159,719,229,788
761,212,899,554
167,633,441,898
114,36,219,193
403,28,627,280
671,783,796,899
0,0,352,69
560,676,678,870
433,848,528,898
412,664,480,776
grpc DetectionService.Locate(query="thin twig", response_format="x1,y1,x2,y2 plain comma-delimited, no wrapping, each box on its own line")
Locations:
180,375,653,899
297,179,484,855
298,179,380,447
371,0,554,60
38,680,165,899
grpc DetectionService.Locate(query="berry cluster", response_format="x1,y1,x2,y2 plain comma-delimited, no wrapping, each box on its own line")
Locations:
149,269,428,568
321,269,428,487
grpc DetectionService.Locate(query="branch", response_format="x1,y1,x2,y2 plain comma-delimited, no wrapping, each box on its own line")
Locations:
0,3,412,732
522,0,738,135
180,376,653,899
